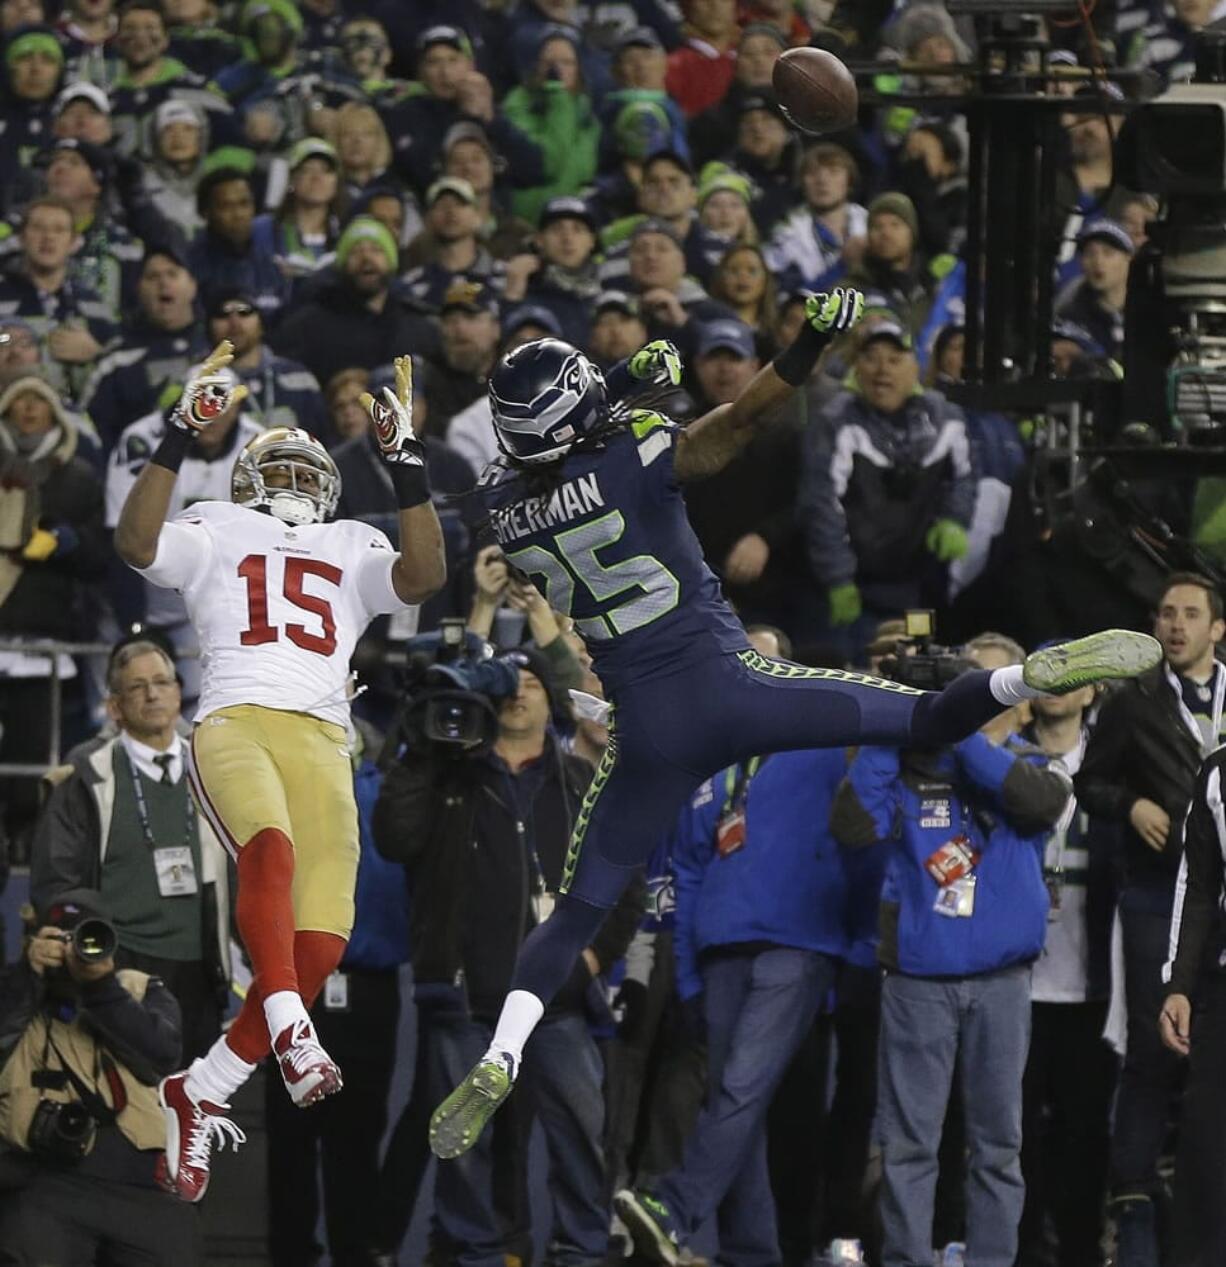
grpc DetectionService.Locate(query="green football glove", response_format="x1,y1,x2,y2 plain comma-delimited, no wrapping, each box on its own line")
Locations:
828,582,862,627
925,518,970,563
804,287,865,337
628,339,683,387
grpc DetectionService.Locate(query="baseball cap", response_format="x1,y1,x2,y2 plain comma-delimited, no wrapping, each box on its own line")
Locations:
55,82,110,116
615,25,663,53
594,290,640,318
155,99,201,132
642,148,694,179
426,176,477,208
288,136,338,171
441,278,499,316
696,318,755,359
857,316,914,353
205,286,260,321
538,196,596,232
504,304,563,339
442,121,493,155
416,24,473,59
630,217,683,247
142,240,189,271
1076,216,1133,255
738,92,784,120
42,138,110,187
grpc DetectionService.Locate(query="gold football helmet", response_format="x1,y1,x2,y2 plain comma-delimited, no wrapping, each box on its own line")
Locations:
232,427,341,526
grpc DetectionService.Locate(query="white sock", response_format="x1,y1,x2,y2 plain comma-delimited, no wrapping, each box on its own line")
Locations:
989,665,1042,706
185,1036,256,1108
484,990,545,1072
263,989,309,1039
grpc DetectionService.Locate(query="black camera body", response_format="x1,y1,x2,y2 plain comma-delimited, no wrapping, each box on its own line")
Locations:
876,610,972,691
27,1098,96,1164
396,619,522,758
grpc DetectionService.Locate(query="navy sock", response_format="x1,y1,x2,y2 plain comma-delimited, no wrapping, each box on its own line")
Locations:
510,893,608,1004
909,669,1003,745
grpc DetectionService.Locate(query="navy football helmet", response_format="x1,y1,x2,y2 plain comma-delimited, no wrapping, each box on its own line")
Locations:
488,338,609,465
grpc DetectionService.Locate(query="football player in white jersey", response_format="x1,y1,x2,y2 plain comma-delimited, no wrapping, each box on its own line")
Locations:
115,344,444,1202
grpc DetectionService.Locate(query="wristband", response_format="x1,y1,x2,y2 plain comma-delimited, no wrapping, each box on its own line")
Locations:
151,426,192,473
389,460,431,509
772,322,831,387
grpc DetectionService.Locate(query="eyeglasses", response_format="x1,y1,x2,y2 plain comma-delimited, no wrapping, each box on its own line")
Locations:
217,302,257,318
117,676,178,698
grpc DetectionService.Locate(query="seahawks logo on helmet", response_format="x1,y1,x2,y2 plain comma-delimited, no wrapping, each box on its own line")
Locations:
489,339,608,466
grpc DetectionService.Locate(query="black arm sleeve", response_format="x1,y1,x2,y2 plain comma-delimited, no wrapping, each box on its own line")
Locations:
1075,688,1137,823
78,973,182,1084
372,757,444,864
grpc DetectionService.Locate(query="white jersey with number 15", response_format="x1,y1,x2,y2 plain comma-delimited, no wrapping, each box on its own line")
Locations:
137,501,416,727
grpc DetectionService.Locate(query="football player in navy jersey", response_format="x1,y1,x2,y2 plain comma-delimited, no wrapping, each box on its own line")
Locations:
428,287,1162,1161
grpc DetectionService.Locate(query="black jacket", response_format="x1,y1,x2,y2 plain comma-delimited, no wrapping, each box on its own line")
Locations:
269,273,440,387
1076,664,1207,900
1164,749,1226,1000
373,738,644,1020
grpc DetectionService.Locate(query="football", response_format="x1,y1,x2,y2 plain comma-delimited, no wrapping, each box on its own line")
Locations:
772,47,859,135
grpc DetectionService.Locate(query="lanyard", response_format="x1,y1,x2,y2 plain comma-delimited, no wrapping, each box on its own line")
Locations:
1164,662,1226,756
124,748,195,853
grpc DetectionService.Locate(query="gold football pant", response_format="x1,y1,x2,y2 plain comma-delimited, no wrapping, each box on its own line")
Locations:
187,704,358,938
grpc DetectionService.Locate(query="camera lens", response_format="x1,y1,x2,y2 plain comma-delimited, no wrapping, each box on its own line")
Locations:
72,918,117,963
57,1101,95,1143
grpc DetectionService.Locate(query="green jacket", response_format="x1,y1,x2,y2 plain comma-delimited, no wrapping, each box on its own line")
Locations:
501,82,599,226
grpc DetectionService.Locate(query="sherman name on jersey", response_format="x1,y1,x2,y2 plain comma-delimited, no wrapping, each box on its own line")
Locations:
484,411,745,694
138,500,415,726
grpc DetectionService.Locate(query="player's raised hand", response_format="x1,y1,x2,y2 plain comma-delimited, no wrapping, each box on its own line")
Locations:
628,339,683,388
174,340,248,433
805,287,865,336
361,355,424,467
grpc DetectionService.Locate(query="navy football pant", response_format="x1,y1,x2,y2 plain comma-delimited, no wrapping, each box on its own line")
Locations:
511,648,1004,1005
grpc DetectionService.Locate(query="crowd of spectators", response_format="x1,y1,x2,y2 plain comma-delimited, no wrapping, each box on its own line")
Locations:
0,0,1220,1265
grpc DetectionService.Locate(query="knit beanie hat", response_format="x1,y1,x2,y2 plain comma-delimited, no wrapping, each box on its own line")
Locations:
868,192,920,244
336,216,398,271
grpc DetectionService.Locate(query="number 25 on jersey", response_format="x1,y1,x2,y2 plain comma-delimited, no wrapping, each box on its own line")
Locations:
237,554,343,656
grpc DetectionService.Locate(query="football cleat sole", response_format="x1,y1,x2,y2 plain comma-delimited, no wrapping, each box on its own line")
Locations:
1023,629,1162,695
429,1059,512,1159
614,1190,682,1267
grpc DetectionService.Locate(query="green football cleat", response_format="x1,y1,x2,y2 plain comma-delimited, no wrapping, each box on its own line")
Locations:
1022,629,1162,695
429,1055,514,1159
614,1189,684,1267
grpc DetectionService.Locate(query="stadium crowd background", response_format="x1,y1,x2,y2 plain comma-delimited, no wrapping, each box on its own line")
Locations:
0,0,1221,1266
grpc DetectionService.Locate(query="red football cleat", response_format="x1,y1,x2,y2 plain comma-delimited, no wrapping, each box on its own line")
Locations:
157,1072,246,1203
274,1018,343,1107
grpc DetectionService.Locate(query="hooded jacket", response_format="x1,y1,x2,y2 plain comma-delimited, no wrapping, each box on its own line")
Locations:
832,732,1070,977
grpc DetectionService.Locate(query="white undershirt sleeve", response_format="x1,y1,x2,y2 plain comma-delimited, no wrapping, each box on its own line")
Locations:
136,520,211,591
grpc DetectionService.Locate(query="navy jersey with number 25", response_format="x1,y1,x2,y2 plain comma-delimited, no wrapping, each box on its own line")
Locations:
486,412,747,695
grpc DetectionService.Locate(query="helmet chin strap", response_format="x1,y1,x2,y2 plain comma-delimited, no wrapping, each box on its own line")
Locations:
267,490,320,525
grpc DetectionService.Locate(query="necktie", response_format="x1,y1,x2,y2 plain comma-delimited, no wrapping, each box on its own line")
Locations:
154,753,174,784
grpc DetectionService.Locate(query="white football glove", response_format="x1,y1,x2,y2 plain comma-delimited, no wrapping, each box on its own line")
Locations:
173,340,248,432
360,355,424,467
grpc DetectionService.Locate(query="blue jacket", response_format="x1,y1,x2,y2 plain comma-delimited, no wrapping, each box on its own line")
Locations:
673,749,854,1001
832,733,1071,977
343,759,411,972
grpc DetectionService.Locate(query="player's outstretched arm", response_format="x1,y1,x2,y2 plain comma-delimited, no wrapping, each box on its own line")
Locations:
115,341,248,568
674,288,864,482
360,356,446,605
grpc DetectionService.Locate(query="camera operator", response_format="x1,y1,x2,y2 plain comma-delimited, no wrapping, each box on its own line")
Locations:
0,890,197,1266
1075,571,1226,1267
30,639,230,1063
373,647,644,1267
831,633,1072,1267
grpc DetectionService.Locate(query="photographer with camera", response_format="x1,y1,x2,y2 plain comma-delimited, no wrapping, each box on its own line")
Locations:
831,633,1072,1267
373,637,643,1267
0,890,195,1265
